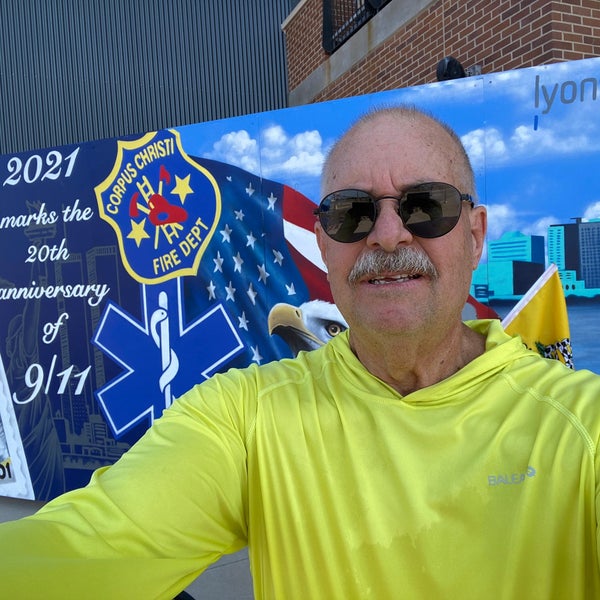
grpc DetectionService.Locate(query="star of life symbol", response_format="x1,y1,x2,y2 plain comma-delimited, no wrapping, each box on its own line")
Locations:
92,279,243,438
95,128,221,284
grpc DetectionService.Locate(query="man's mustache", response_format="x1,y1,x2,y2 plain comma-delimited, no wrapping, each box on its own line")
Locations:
348,247,438,285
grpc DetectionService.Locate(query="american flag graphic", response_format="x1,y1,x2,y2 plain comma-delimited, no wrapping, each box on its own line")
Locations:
183,157,330,368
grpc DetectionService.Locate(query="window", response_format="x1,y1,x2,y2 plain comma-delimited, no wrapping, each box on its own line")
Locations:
322,0,392,54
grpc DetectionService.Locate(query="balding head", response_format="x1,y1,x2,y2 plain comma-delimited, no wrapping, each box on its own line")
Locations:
321,106,475,199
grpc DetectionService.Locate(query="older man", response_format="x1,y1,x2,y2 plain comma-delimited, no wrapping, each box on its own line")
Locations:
2,107,600,599
315,106,487,394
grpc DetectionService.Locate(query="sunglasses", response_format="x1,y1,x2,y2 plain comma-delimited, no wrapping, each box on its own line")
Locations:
314,182,474,243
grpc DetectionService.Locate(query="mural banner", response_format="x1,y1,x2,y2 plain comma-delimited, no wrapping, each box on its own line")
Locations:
1,57,599,500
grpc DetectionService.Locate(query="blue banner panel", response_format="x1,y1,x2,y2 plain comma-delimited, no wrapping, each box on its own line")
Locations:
1,57,599,500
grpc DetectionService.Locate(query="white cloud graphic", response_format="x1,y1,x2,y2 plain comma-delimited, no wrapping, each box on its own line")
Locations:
205,125,325,180
485,203,518,241
511,124,593,155
463,119,600,170
462,127,507,167
583,201,600,221
485,202,561,244
209,130,259,173
521,215,560,238
263,124,287,146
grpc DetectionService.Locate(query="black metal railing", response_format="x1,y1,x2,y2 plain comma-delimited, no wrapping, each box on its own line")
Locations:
322,0,392,54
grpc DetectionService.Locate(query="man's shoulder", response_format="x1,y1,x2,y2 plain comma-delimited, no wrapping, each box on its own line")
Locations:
500,353,600,435
253,331,352,387
206,331,351,391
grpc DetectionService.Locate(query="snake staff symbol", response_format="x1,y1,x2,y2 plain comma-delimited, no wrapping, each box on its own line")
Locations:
129,164,189,249
150,291,180,408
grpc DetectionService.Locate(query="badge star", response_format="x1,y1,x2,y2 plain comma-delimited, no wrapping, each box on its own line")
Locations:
286,283,296,296
267,192,277,210
273,249,284,265
127,218,150,247
246,182,255,196
171,174,193,203
246,232,257,248
235,209,245,221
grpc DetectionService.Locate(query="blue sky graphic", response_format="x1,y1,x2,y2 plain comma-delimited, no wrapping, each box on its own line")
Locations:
178,57,600,255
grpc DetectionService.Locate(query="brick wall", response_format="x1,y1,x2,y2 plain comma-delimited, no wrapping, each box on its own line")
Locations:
284,0,600,103
285,0,327,92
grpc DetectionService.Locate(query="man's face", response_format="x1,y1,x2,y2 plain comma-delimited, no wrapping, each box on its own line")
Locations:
315,114,487,343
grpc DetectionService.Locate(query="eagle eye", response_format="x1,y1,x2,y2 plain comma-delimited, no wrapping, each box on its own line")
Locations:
326,323,344,337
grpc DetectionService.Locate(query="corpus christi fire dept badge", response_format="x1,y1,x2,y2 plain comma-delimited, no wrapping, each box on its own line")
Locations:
95,129,221,283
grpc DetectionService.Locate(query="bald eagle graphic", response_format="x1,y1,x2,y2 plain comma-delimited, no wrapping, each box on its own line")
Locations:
268,300,348,356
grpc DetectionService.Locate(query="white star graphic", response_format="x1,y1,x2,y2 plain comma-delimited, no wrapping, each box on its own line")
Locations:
238,312,249,331
286,283,296,296
213,251,224,273
246,232,257,248
246,182,255,196
257,263,269,284
233,252,244,273
225,281,236,301
220,224,232,243
267,192,277,210
247,283,257,305
234,209,245,221
251,345,263,364
273,249,284,265
207,280,216,300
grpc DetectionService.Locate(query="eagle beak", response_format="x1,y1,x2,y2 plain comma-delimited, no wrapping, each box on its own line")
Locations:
268,303,324,348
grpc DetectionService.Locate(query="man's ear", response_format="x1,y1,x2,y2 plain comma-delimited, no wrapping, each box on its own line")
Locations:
470,205,487,269
314,222,330,277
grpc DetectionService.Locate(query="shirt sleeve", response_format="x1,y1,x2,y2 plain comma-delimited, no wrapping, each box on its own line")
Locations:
0,374,253,600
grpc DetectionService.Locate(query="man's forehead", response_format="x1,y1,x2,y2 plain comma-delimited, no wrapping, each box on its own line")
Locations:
325,116,458,180
345,112,446,144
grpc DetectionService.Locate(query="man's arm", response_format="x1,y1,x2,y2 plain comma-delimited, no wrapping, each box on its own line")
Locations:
0,376,252,600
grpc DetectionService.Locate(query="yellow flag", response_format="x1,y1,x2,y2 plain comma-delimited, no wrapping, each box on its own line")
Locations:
502,264,574,368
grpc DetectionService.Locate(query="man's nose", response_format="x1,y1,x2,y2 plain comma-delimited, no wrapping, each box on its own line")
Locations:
365,198,414,251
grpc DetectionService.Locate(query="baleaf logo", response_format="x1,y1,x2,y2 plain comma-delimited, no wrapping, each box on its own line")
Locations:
95,129,221,283
488,466,536,487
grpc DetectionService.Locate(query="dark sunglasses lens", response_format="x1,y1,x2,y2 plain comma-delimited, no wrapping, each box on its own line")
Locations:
400,183,462,238
318,190,376,242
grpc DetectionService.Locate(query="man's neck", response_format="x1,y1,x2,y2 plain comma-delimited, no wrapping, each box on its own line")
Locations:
348,323,486,396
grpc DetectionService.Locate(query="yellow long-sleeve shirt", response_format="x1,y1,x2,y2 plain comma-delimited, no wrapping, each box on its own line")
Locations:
2,320,600,598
